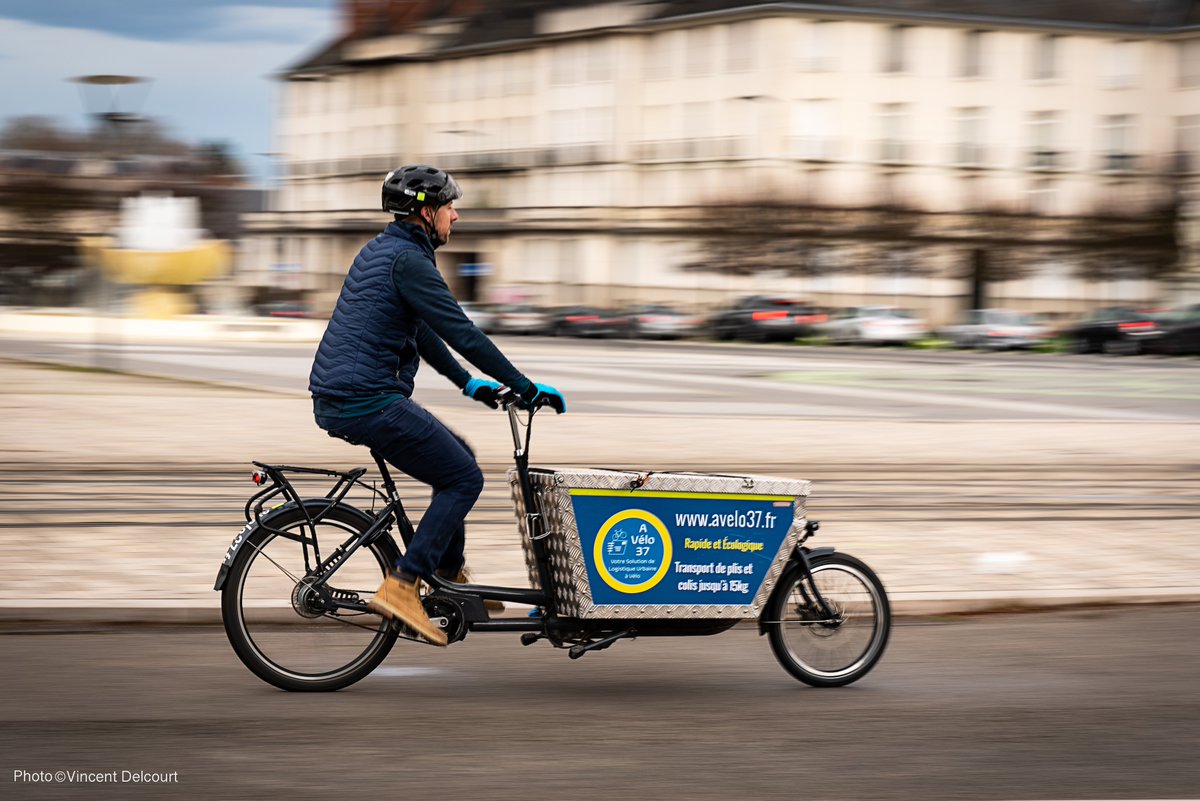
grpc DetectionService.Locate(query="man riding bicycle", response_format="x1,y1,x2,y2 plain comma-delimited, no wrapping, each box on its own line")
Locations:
308,164,565,646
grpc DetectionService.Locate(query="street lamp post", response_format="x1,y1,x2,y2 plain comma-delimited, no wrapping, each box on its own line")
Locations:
72,74,151,369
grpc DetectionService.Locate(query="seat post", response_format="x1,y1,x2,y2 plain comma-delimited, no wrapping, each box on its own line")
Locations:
370,450,399,501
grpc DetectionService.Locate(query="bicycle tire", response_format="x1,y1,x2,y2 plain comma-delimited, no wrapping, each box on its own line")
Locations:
221,502,401,692
765,552,891,687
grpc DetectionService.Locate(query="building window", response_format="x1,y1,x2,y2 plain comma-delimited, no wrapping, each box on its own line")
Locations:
798,20,835,72
586,39,613,83
683,101,715,140
726,20,758,72
686,26,714,77
882,25,910,73
1176,114,1200,173
1028,178,1057,215
791,99,833,160
1100,114,1136,172
551,44,582,86
1028,110,1061,169
1031,34,1060,80
878,102,910,162
480,57,500,99
647,33,676,81
1103,40,1137,89
640,105,673,143
503,53,532,96
958,174,982,211
954,107,986,166
1178,40,1200,88
960,29,985,78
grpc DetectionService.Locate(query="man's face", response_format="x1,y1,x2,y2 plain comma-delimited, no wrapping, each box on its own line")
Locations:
426,202,458,243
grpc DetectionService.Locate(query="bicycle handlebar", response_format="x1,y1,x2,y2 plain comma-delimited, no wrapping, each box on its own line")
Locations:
491,385,562,414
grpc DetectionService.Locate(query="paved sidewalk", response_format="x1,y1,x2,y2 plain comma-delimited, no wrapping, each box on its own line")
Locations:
2,355,1198,623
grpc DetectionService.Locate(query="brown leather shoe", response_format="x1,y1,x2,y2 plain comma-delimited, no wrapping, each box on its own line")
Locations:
452,566,505,613
368,573,448,646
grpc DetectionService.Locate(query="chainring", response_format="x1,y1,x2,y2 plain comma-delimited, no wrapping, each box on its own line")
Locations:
422,596,468,643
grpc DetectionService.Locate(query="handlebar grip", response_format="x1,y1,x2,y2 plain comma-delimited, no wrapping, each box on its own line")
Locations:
535,394,566,414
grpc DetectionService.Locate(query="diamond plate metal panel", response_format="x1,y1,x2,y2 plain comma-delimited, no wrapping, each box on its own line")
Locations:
510,467,810,620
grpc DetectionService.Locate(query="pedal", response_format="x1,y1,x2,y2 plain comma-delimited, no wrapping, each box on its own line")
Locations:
520,633,543,647
566,629,633,660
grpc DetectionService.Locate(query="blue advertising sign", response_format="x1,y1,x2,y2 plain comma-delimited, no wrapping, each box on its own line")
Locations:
569,489,795,606
458,262,494,277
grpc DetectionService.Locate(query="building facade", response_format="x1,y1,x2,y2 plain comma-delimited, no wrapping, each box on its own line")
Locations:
240,0,1200,323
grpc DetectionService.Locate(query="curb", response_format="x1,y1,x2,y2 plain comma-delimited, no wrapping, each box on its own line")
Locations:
2,591,1197,626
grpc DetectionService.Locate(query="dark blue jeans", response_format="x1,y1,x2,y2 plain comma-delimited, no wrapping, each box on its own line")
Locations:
316,398,485,578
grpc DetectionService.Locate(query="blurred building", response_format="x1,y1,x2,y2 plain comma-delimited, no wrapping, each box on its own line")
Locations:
241,0,1200,321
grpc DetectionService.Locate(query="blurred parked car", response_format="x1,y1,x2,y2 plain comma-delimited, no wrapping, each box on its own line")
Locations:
546,306,632,337
1145,304,1200,356
256,301,312,319
818,306,927,345
492,304,550,335
939,308,1049,350
460,302,497,334
1064,306,1167,355
624,304,703,339
708,296,828,342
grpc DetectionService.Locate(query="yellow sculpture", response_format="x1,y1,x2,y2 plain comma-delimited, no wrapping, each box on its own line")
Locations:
79,194,231,317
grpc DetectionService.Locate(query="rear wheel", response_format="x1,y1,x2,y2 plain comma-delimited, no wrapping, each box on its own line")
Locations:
765,552,890,687
221,504,400,691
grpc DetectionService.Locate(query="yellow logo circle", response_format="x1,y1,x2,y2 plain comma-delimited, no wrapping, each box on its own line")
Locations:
592,509,673,594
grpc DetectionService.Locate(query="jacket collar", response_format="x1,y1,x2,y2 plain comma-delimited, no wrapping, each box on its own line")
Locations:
385,220,435,258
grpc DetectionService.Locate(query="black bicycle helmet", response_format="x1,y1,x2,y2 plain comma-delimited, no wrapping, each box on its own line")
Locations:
381,164,462,215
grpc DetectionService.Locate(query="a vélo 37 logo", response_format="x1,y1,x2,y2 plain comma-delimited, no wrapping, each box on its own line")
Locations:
223,522,253,565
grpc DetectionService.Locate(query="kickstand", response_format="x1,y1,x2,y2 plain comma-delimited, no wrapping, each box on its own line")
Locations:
568,629,633,660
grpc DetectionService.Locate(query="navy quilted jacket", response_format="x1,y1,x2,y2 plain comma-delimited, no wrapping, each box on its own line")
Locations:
309,221,530,400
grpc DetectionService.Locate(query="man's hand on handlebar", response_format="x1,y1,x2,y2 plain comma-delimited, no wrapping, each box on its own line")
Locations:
517,382,566,414
462,377,502,409
489,382,566,414
480,382,566,414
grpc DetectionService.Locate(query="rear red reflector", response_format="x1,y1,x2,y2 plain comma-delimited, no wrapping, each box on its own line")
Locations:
752,311,789,321
252,471,267,485
565,315,599,322
1118,321,1155,330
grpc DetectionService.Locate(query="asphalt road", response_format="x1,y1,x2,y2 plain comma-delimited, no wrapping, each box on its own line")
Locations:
2,605,1197,800
3,334,1198,421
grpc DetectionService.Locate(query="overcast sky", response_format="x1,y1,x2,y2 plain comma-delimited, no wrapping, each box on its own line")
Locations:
0,0,338,182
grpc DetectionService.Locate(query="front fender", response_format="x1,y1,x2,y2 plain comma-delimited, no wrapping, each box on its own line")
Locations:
212,499,378,591
757,546,837,635
799,545,836,561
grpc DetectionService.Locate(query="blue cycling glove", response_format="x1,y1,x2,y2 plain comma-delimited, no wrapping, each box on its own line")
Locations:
462,377,502,409
518,382,566,414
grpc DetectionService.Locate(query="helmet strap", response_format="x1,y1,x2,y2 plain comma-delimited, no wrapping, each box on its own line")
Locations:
420,204,447,249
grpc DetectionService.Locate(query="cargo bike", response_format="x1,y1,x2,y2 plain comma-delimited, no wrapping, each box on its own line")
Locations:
215,389,891,692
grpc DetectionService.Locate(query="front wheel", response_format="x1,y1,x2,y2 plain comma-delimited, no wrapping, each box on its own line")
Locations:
221,503,400,691
765,552,891,687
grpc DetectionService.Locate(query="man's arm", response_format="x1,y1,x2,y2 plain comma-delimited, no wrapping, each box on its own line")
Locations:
394,249,532,392
414,321,470,388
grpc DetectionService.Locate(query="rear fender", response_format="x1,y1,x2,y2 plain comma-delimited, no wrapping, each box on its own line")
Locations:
213,499,378,591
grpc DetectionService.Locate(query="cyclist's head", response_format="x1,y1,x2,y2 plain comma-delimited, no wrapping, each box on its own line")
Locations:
382,164,462,248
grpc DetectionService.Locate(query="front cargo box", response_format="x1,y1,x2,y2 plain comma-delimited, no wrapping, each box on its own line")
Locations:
511,467,811,619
